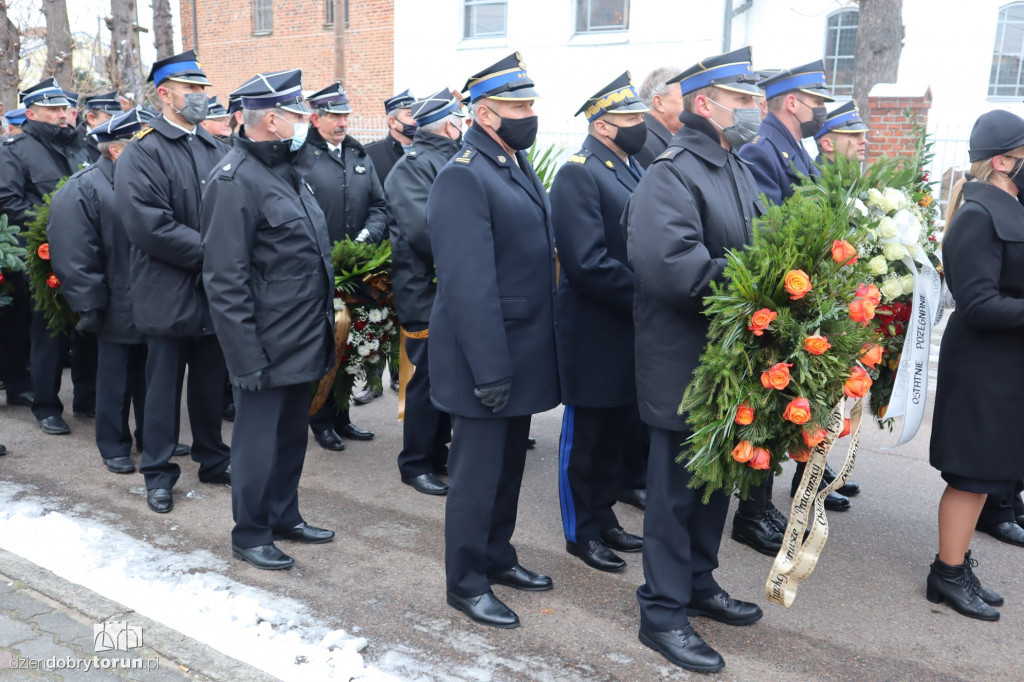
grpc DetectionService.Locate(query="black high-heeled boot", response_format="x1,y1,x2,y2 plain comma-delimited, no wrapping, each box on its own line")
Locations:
963,551,1004,607
926,555,1000,621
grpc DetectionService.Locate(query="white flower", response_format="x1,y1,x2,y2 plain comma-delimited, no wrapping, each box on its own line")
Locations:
383,321,394,332
892,209,922,246
368,354,380,363
867,255,889,276
880,278,904,302
900,274,915,296
344,365,361,375
380,307,389,319
333,298,345,311
853,198,869,217
369,338,380,351
368,309,383,323
883,242,907,261
357,344,371,357
865,188,884,207
882,187,909,212
877,216,900,242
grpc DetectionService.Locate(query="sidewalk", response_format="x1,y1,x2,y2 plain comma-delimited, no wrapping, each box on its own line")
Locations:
0,549,274,681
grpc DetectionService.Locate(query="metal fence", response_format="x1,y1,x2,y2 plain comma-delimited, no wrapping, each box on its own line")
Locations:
925,123,972,220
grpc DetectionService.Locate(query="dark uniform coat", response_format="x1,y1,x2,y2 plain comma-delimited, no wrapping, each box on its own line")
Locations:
297,126,387,243
77,123,101,164
551,134,637,407
365,134,404,185
738,112,816,206
626,113,762,431
385,129,461,328
47,157,141,344
115,117,229,337
426,124,560,418
201,133,335,389
0,119,88,227
635,113,672,169
931,182,1024,482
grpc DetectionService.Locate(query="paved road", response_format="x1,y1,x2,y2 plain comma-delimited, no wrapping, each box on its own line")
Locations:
0,330,1020,681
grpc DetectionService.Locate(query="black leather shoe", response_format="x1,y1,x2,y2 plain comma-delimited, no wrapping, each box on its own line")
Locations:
173,443,191,457
0,444,6,456
926,556,999,621
601,526,643,553
526,436,537,450
976,520,1024,547
351,387,382,405
822,464,861,497
6,391,34,407
104,457,135,474
824,491,851,511
273,522,335,544
638,625,724,673
488,564,553,592
566,539,626,572
232,543,294,570
446,591,519,629
732,511,783,556
1017,514,1024,529
147,488,173,513
38,416,71,435
791,468,853,511
687,590,763,625
222,403,235,422
402,472,449,495
390,377,400,393
314,429,345,451
202,465,232,486
765,501,788,533
617,488,647,511
73,408,96,418
337,422,374,440
964,551,1003,606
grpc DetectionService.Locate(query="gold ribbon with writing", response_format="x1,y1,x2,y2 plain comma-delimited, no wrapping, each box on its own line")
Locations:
396,327,428,421
309,305,352,416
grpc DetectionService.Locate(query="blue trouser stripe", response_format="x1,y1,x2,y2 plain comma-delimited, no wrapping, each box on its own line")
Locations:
558,405,577,542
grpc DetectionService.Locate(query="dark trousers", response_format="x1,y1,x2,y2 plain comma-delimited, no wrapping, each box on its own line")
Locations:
230,383,309,548
138,335,230,490
620,406,649,490
558,404,629,542
30,310,97,420
309,391,353,434
95,339,145,460
638,427,730,632
737,472,774,514
445,414,532,597
979,481,1024,526
397,336,450,478
0,271,31,395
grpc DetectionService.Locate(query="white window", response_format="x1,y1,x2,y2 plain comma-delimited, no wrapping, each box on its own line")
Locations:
464,0,507,39
326,0,348,27
990,3,1024,97
253,0,273,34
824,9,858,97
576,0,629,34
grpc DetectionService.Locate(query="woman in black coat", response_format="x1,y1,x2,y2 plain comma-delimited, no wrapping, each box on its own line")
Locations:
928,110,1024,621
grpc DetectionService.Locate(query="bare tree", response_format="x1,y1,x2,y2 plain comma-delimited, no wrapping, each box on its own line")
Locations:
152,0,173,61
107,0,144,103
852,0,905,117
0,2,20,110
41,0,74,86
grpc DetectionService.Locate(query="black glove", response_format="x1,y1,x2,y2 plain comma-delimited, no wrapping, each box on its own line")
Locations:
473,378,511,414
230,369,266,392
76,310,103,334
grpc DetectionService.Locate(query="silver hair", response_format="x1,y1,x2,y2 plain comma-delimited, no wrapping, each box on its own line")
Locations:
97,139,127,158
242,107,275,129
420,113,460,135
639,66,682,106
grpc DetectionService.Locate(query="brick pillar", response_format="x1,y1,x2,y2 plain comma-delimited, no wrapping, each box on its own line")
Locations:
865,84,932,164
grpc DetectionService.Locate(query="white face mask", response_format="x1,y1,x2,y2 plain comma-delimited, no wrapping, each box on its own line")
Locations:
274,115,309,151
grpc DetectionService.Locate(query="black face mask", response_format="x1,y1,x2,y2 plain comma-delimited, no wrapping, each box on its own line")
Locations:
399,121,418,138
1009,158,1024,193
799,105,828,139
487,107,539,151
604,120,648,156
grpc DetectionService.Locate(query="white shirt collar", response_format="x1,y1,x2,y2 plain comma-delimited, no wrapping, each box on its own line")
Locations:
326,140,341,154
162,115,197,135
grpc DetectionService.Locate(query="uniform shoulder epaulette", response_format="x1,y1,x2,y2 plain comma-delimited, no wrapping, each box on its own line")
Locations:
406,150,418,159
453,146,477,165
213,151,243,179
750,135,762,145
131,127,155,142
567,149,591,164
2,134,23,147
654,146,684,162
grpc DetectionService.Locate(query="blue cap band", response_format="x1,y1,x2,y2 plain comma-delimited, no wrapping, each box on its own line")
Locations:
763,71,827,99
678,62,753,96
416,101,461,126
240,91,303,109
152,60,202,85
815,110,865,139
469,70,527,102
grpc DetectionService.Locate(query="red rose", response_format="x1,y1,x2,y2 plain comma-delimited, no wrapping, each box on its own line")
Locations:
46,273,60,288
355,320,367,331
0,272,5,285
749,447,771,470
37,243,50,260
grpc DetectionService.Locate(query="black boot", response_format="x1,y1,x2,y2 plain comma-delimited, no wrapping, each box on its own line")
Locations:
925,555,999,621
963,551,1004,607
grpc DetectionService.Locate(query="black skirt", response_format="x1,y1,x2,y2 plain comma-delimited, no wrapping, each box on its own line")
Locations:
941,472,1019,496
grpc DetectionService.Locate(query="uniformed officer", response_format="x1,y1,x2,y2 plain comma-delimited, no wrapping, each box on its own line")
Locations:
48,109,151,475
200,96,232,140
385,89,464,496
814,100,869,163
734,61,849,556
115,50,232,514
551,72,646,573
0,77,93,434
635,66,683,168
4,107,26,137
78,91,124,163
202,69,336,571
428,53,559,629
626,46,765,673
63,91,79,127
365,89,416,185
297,81,384,450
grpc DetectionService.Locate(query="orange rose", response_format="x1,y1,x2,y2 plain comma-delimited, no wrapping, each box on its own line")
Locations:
732,440,754,463
831,239,857,265
848,298,876,325
783,269,812,300
804,334,831,355
920,195,933,207
844,366,873,398
855,283,881,307
802,426,827,448
748,308,777,336
789,444,810,463
760,362,793,391
749,446,771,470
782,397,812,425
839,418,852,438
37,243,50,260
860,343,883,369
46,273,60,289
734,403,755,425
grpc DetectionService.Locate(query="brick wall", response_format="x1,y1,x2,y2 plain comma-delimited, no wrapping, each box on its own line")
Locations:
865,86,932,165
179,0,394,142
